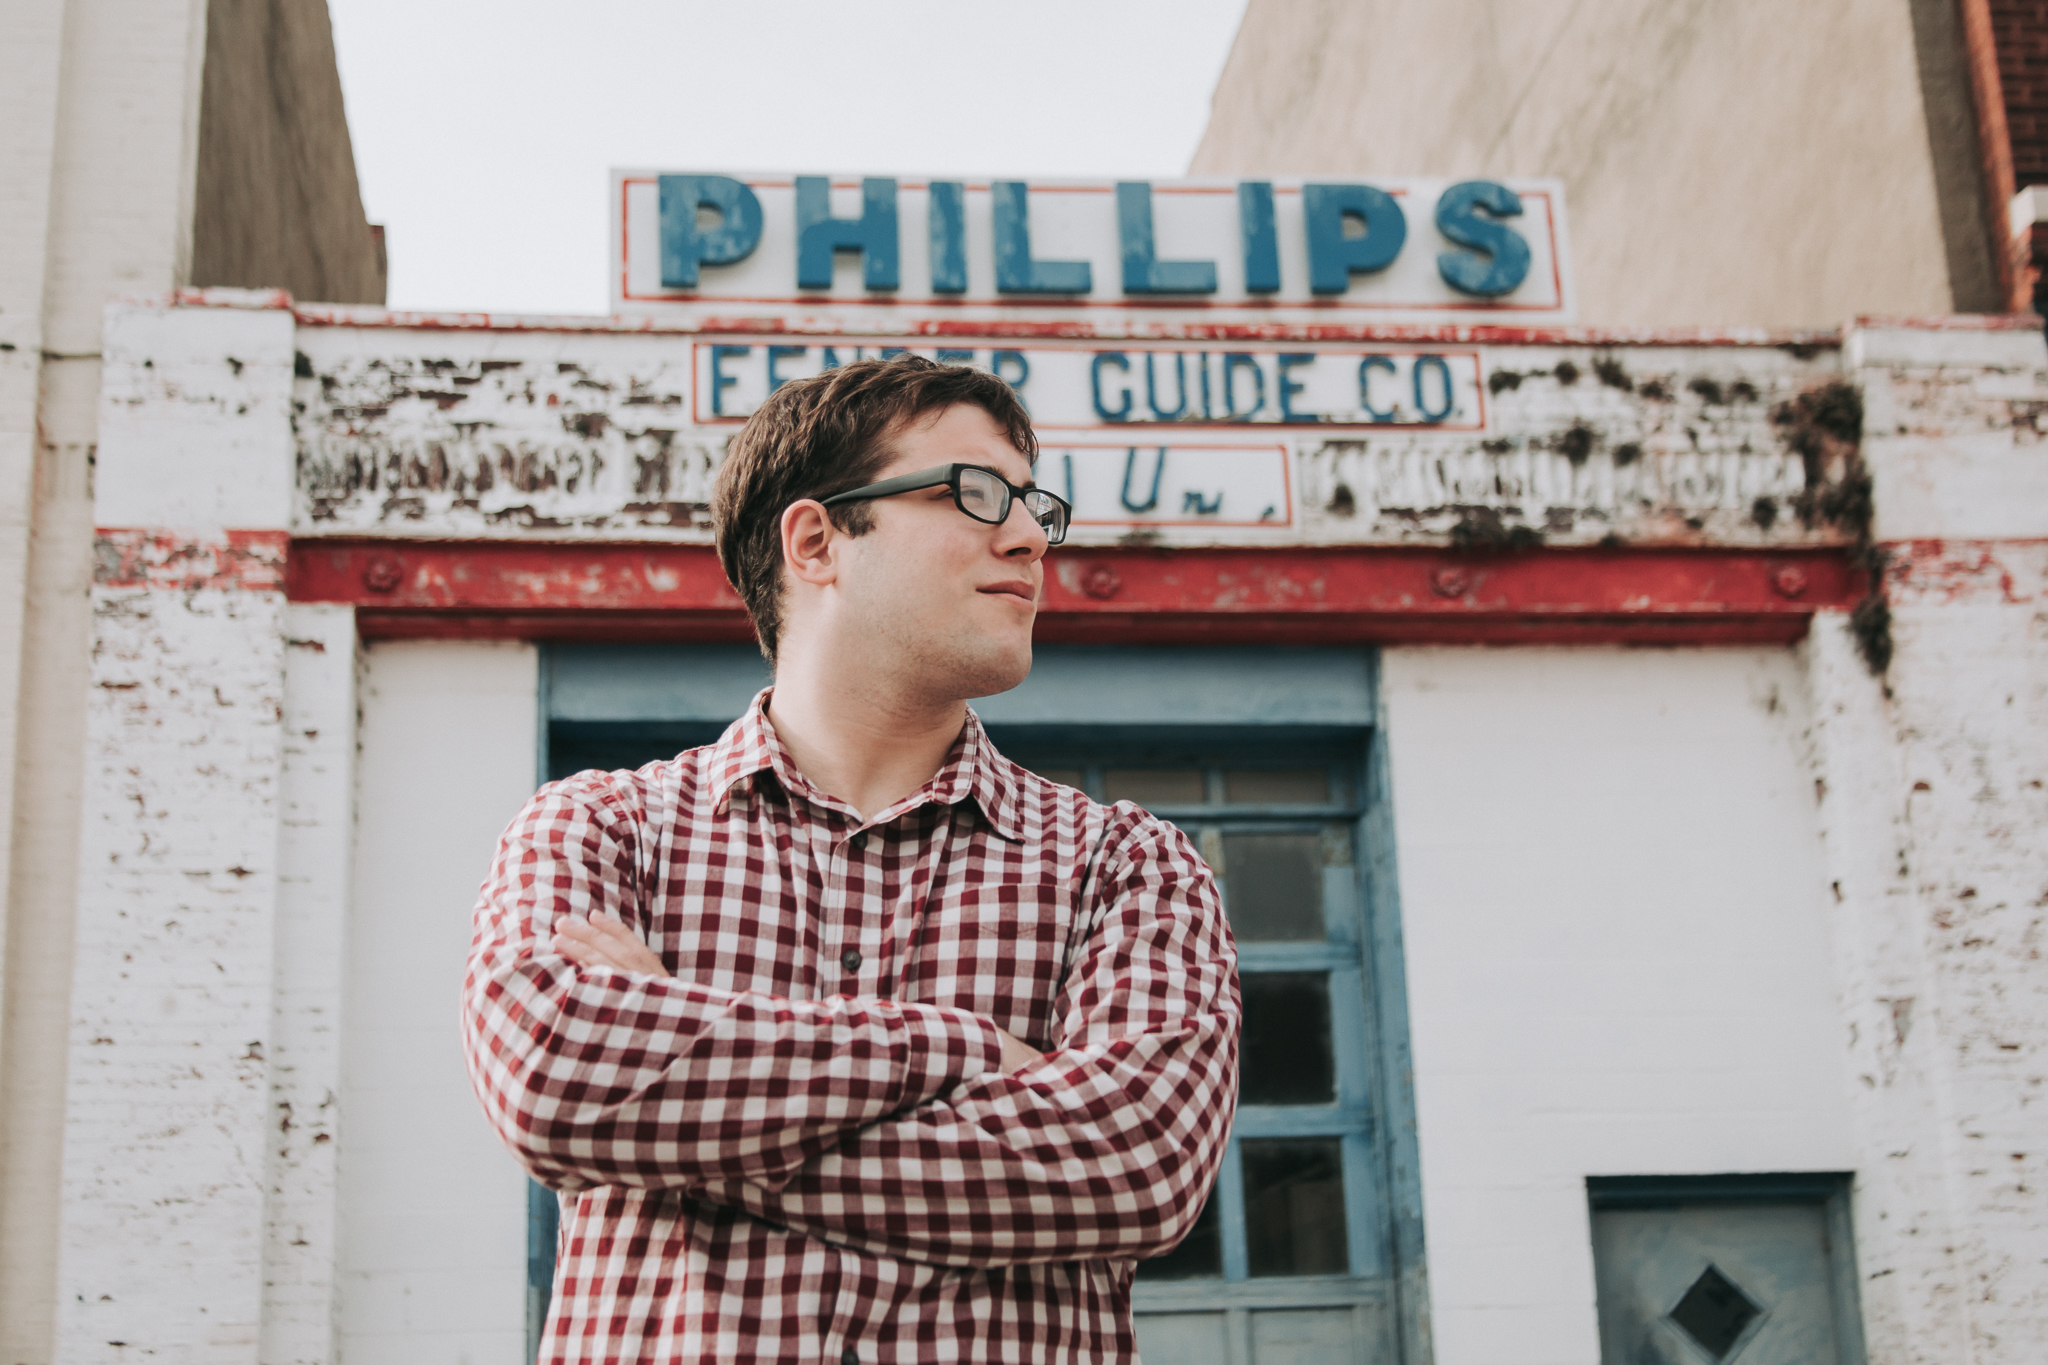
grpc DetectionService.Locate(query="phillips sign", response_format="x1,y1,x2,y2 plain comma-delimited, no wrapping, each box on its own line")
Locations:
613,173,1572,329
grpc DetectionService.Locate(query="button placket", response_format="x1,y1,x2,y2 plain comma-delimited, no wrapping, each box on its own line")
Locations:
811,813,854,997
835,821,868,985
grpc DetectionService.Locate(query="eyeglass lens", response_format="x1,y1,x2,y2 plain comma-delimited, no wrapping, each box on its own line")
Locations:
957,467,1006,521
957,467,1067,542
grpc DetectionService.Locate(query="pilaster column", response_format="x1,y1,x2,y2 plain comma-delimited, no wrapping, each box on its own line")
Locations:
1808,319,2048,1365
55,294,354,1365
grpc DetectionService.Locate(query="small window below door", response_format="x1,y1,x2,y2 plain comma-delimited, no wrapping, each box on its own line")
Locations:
1587,1174,1868,1365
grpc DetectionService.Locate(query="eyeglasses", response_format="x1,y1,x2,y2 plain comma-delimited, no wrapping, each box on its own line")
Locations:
818,463,1071,545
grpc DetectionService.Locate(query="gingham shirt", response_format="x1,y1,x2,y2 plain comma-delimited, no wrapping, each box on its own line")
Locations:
463,691,1240,1364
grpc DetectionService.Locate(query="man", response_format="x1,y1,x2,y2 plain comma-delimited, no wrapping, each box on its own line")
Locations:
462,355,1240,1363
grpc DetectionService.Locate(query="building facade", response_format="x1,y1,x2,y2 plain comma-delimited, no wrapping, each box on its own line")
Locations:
3,6,2047,1365
49,291,2048,1365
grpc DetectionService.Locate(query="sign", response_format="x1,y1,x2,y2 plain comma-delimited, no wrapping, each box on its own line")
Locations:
690,341,1485,429
613,173,1572,329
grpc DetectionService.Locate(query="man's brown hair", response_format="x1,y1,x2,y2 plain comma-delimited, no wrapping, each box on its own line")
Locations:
711,354,1037,665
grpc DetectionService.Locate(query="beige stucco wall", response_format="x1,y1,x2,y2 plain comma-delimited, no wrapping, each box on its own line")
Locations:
190,0,386,305
1191,0,1990,328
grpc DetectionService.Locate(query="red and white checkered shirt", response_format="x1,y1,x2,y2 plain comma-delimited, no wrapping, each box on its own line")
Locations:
463,691,1240,1364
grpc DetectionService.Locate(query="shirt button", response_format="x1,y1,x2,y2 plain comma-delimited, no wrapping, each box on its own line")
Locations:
849,831,867,851
841,949,862,972
841,1350,859,1365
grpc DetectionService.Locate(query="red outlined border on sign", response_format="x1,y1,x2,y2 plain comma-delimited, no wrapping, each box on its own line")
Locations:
685,338,1490,432
619,177,1567,314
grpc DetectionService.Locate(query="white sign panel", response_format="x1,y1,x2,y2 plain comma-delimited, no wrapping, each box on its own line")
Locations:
613,173,1572,330
689,341,1485,430
1048,441,1292,531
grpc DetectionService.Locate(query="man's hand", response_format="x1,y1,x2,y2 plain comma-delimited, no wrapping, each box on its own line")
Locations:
553,912,670,977
554,913,1045,1072
995,1028,1043,1072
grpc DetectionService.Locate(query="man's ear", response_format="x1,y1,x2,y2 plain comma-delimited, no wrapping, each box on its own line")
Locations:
780,499,842,589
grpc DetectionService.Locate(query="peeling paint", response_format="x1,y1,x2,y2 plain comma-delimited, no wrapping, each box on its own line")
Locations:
293,329,1849,551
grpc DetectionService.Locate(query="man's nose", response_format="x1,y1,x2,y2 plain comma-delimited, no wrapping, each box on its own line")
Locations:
996,491,1049,557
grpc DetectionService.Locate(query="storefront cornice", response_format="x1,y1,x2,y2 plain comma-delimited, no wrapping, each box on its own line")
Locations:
276,538,1863,647
142,288,1856,350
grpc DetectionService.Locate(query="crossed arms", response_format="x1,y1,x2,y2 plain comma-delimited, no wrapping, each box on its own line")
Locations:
460,778,1241,1269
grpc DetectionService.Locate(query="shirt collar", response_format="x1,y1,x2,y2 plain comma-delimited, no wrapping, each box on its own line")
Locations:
708,688,1027,842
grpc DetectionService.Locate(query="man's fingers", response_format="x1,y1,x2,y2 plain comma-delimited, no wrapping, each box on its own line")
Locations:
551,913,669,976
994,1026,1044,1072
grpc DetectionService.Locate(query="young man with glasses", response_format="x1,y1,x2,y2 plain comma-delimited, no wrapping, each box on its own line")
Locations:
462,355,1240,1363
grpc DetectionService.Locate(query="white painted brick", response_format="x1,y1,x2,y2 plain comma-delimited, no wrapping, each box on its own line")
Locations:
1855,324,2048,542
1845,324,2048,375
262,604,359,1365
96,301,296,530
57,584,287,1365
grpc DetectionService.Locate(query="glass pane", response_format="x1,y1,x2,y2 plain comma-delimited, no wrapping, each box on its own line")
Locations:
1243,1138,1349,1278
1137,1186,1223,1280
1240,973,1334,1105
1105,768,1206,807
1029,766,1086,790
1221,832,1324,940
1225,768,1330,805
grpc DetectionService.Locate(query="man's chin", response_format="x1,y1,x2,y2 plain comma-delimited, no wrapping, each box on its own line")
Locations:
943,634,1033,702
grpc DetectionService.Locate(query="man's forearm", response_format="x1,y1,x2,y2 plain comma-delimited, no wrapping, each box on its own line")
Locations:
463,947,1005,1192
688,1019,1237,1269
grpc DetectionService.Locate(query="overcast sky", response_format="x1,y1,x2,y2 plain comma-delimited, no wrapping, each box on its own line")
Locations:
328,1,1252,316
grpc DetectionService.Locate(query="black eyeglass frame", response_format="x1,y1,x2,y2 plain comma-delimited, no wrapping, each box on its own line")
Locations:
817,463,1071,545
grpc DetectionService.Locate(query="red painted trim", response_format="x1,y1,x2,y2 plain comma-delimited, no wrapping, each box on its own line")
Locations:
283,303,1841,350
159,290,2003,346
288,539,1862,646
1885,535,2048,605
1848,311,2041,331
97,529,290,591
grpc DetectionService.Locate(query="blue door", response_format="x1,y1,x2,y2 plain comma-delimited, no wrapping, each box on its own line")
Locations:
533,645,1430,1365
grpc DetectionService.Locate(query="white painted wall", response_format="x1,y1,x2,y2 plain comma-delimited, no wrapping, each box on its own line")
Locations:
340,640,540,1365
3,5,211,1356
1817,323,2048,1364
1381,645,1856,1365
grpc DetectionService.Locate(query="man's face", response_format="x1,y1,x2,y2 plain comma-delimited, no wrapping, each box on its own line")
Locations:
829,402,1047,703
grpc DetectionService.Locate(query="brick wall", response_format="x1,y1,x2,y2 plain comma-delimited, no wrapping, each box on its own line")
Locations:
1992,2,2048,186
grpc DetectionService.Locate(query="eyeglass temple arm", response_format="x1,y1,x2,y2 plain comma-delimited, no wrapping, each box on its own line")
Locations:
817,465,958,507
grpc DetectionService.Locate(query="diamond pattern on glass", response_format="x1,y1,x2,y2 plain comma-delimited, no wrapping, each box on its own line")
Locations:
1668,1263,1763,1360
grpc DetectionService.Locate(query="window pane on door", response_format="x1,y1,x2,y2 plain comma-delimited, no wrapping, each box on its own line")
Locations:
1225,768,1330,804
1243,1139,1350,1278
1239,973,1335,1105
1221,832,1325,940
1105,768,1207,807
